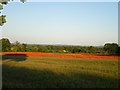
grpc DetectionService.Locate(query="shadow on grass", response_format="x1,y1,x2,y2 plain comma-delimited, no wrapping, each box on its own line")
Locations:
2,64,118,88
1,54,28,62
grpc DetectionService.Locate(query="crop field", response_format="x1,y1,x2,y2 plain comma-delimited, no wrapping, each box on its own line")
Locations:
1,52,119,88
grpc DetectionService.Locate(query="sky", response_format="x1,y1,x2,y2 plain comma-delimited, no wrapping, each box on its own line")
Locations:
1,1,118,46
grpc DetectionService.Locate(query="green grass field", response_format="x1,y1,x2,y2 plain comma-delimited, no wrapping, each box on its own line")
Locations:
1,55,119,88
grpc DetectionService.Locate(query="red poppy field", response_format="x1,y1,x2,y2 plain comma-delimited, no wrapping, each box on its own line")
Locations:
0,52,120,59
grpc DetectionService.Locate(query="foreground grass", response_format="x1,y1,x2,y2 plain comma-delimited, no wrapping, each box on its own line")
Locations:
1,55,119,88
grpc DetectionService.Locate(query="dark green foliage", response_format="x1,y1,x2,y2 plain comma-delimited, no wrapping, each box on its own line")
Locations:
1,2,8,5
0,0,26,26
0,38,11,52
1,38,119,56
0,15,6,26
0,0,8,26
0,4,3,10
21,43,27,52
71,47,81,53
104,43,119,55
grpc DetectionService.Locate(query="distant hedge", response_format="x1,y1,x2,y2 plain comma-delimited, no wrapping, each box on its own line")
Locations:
0,38,119,55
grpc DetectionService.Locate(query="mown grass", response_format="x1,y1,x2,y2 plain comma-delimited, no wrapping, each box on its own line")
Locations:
1,55,119,88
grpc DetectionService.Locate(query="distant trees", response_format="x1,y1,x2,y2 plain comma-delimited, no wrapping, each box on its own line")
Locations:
104,43,119,55
0,38,11,52
0,38,120,56
72,47,81,53
13,41,21,52
21,43,27,52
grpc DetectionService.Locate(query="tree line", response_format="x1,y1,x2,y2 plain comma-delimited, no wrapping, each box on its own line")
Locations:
0,38,120,56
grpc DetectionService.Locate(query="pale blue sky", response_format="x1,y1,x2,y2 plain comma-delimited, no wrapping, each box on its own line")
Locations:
2,2,118,46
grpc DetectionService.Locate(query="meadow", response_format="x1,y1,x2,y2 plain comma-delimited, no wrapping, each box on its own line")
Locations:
1,53,119,88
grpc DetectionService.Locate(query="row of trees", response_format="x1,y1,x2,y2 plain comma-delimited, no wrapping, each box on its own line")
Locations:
0,38,120,55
